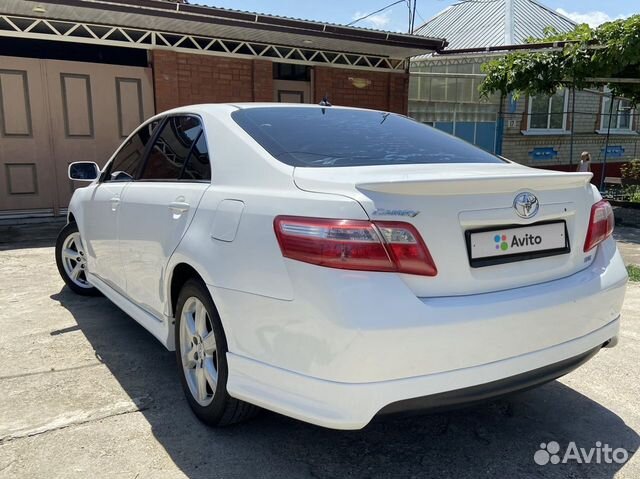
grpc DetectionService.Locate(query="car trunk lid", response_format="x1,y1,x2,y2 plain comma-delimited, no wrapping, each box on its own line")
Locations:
294,163,595,297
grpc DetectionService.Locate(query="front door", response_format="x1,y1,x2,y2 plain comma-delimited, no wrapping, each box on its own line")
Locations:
82,120,158,292
82,181,129,293
118,115,211,319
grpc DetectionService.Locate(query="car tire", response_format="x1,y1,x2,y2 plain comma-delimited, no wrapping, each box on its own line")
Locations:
55,222,101,296
175,278,259,426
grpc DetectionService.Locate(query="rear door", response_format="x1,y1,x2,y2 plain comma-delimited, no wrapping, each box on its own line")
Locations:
118,115,211,318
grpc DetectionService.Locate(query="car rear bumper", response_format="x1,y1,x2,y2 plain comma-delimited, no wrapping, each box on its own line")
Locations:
213,236,627,429
213,237,627,384
226,317,619,429
378,343,604,416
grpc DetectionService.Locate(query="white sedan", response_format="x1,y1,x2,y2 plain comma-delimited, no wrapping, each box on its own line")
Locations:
56,103,628,430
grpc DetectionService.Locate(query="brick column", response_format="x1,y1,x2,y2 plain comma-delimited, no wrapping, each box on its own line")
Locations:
152,50,180,112
252,60,274,102
388,72,409,115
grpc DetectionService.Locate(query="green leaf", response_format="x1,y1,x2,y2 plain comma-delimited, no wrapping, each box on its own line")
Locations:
479,15,640,104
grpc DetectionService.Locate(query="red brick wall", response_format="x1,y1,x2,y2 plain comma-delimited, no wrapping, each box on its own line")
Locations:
152,50,408,115
152,51,273,111
313,66,409,114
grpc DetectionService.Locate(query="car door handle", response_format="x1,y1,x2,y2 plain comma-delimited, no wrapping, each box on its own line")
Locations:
169,202,190,214
110,196,120,212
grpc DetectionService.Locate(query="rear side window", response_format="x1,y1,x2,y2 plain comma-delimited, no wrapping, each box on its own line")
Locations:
140,116,203,180
107,121,157,181
232,107,505,167
182,133,211,181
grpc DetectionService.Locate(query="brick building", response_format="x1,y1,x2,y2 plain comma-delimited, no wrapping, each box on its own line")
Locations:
410,0,638,183
0,0,444,220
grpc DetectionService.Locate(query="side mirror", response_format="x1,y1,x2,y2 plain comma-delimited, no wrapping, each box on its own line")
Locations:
69,162,100,182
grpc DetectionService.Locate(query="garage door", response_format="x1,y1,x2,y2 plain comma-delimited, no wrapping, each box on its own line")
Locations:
0,56,154,219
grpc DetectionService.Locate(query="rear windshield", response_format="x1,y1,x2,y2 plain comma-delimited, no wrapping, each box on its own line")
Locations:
232,107,504,167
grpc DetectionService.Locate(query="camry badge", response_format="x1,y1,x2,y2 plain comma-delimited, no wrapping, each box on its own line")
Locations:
513,192,539,219
372,208,420,218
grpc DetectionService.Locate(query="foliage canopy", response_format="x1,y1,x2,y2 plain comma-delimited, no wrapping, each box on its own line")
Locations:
479,15,640,104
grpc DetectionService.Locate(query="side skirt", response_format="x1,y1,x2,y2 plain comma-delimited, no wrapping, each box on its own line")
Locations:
88,273,173,351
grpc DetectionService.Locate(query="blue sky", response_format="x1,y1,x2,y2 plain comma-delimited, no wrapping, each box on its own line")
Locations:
197,1,637,32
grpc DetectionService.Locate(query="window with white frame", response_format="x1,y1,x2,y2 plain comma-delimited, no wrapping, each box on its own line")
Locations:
600,89,634,132
527,90,568,131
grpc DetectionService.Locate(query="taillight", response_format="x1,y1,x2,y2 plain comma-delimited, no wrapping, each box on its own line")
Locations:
583,200,614,252
375,221,437,276
274,216,437,276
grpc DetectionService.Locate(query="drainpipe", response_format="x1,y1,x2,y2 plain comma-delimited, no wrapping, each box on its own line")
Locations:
569,86,576,167
499,0,513,156
495,92,505,156
600,93,615,191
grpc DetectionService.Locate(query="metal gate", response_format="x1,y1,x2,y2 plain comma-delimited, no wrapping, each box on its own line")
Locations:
0,56,154,219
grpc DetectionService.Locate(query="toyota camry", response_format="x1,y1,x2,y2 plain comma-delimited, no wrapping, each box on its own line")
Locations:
56,103,628,429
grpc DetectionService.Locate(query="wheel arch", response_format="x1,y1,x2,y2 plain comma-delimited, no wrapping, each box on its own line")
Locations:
167,263,201,350
167,262,225,350
169,263,205,319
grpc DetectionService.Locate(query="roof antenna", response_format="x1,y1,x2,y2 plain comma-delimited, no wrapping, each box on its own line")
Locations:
319,94,332,107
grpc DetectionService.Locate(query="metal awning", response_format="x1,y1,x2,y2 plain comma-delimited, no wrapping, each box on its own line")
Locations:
2,0,446,60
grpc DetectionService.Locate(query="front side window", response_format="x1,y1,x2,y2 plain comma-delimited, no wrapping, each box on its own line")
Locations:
232,107,505,167
601,91,633,131
106,120,158,181
528,91,567,131
140,116,203,181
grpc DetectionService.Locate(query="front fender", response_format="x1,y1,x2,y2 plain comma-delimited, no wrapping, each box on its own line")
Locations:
66,183,95,237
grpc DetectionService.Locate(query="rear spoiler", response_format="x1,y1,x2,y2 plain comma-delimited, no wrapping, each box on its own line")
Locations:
356,173,593,196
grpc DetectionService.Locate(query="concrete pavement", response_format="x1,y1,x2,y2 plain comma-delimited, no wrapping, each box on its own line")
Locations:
0,224,638,478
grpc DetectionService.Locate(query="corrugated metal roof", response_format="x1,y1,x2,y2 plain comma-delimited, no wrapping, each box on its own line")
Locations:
414,0,575,50
7,0,445,58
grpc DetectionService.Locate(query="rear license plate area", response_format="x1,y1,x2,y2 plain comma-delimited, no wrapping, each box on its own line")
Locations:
466,220,570,268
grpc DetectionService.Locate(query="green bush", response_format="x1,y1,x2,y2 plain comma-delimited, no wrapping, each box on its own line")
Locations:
621,160,640,203
628,264,640,282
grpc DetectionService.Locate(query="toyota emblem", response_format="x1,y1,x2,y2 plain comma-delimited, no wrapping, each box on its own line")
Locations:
513,192,539,219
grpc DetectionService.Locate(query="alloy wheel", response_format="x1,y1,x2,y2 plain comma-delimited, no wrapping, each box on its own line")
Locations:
60,232,92,289
180,296,219,406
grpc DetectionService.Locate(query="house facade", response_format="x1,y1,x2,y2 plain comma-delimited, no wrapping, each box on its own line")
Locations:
0,0,444,220
410,0,638,182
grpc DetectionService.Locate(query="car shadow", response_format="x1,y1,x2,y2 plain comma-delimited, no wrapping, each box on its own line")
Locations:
0,221,63,251
615,226,640,244
51,287,639,478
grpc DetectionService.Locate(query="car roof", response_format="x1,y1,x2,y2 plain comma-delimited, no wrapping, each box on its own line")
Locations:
157,102,382,116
